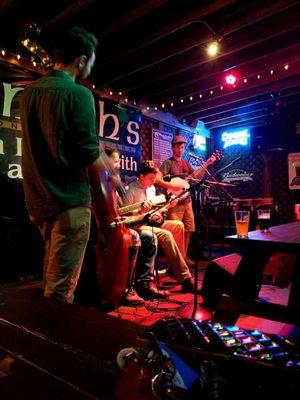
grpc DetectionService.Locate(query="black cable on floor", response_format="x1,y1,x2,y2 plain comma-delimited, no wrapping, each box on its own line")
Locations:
144,298,186,312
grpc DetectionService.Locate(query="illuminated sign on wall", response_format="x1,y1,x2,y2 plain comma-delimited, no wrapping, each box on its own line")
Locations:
221,128,250,148
192,134,206,151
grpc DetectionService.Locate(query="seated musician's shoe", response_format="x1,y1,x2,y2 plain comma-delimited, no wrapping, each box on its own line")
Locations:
181,277,201,293
137,282,170,300
185,256,196,267
121,288,145,306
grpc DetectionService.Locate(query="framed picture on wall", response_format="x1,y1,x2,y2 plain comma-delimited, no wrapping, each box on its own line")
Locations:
288,153,300,190
152,129,173,167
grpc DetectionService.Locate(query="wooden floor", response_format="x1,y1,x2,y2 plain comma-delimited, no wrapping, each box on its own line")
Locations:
0,263,298,399
0,282,142,399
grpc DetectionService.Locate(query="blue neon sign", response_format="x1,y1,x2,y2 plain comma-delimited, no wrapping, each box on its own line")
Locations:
221,129,250,148
192,134,206,151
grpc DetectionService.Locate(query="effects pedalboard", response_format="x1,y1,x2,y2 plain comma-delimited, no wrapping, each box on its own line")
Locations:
138,316,300,399
140,316,300,369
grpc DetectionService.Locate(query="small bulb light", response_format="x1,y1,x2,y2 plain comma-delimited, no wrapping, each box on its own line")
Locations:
207,41,219,57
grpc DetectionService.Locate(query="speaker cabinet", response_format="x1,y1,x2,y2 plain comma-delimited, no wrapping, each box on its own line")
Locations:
201,253,263,311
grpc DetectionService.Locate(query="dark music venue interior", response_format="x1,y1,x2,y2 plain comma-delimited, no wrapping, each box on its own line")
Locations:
1,1,300,398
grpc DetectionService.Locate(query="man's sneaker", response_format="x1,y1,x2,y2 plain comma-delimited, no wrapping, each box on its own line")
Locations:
137,282,170,300
121,288,145,306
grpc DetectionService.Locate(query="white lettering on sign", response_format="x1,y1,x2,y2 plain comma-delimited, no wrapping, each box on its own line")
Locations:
98,100,119,140
192,134,206,151
98,100,140,144
221,129,250,148
2,83,23,118
7,163,23,179
120,155,137,171
127,121,140,145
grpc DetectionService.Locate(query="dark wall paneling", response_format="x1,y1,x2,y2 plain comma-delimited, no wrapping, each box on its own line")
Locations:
211,127,264,200
139,118,158,162
210,104,300,225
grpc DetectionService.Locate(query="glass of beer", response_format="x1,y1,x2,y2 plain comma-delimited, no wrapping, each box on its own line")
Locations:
257,209,271,232
234,210,250,238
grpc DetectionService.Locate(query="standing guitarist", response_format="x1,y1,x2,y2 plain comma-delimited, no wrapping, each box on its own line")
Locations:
158,135,218,265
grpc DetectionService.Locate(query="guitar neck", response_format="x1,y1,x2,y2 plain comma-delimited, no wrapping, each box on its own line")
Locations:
118,194,167,216
118,201,143,216
192,160,209,178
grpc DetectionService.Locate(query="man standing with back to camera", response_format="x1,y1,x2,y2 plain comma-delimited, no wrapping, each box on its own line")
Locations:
21,27,109,303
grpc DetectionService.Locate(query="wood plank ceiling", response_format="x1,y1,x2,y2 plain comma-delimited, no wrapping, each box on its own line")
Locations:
0,0,299,130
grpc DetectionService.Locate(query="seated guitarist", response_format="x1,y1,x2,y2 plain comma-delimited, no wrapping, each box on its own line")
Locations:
158,135,218,265
105,147,169,301
123,161,196,293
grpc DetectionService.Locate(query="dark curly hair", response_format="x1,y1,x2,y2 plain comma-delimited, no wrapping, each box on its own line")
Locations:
137,160,159,176
54,27,98,65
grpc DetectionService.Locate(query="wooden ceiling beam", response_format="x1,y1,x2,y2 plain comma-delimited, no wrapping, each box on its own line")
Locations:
98,0,236,66
42,0,97,32
179,73,300,121
107,4,300,96
0,0,18,16
199,90,299,122
146,40,300,105
97,0,169,40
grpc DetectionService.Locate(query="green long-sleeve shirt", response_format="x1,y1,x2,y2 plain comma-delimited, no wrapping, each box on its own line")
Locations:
20,69,100,220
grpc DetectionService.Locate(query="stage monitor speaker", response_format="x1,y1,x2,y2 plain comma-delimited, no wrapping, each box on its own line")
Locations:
250,126,269,152
201,253,263,311
263,252,296,288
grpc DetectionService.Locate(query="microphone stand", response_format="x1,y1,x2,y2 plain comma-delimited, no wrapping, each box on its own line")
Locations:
190,160,237,319
214,157,241,176
188,178,208,320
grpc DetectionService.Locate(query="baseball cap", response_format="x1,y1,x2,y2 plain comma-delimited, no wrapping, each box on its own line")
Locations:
172,135,187,145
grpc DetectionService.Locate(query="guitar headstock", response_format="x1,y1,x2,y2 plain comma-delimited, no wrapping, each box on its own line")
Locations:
207,150,223,164
214,150,223,160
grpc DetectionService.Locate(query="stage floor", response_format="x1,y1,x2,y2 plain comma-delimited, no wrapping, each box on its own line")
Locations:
0,265,297,399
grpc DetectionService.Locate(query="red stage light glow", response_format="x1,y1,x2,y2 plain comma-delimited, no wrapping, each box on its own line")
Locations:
225,73,237,86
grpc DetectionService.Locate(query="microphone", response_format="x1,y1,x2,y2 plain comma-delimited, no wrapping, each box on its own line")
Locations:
231,156,241,165
188,152,202,161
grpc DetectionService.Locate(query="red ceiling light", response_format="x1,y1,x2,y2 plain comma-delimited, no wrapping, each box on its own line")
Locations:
224,73,237,86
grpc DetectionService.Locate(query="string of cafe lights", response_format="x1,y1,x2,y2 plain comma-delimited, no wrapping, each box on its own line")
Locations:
1,45,297,116
158,61,296,111
0,47,48,73
103,60,297,113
